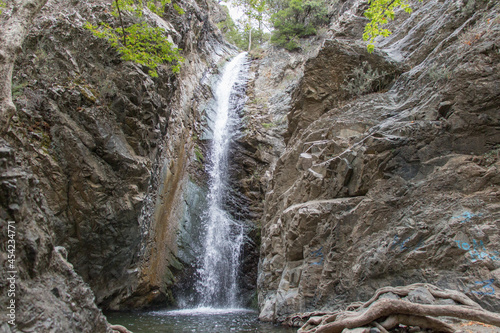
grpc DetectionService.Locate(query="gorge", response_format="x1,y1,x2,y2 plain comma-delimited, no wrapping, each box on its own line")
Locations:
0,0,499,332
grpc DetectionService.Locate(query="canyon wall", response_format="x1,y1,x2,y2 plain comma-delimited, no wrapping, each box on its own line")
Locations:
2,0,500,330
0,0,234,330
256,0,500,322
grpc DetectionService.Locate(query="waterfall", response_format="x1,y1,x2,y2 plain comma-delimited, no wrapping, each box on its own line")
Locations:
195,52,249,308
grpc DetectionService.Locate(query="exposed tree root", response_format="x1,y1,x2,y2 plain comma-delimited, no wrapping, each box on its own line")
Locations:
371,320,389,333
358,283,481,310
283,312,334,327
110,324,133,333
297,283,500,333
378,314,454,332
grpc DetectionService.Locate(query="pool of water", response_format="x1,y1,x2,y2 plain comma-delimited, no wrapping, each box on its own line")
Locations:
105,308,297,333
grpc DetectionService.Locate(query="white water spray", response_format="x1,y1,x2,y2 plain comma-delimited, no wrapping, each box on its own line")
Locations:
195,53,249,308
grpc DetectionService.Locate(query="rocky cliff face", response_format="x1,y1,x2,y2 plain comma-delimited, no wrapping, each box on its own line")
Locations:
228,42,327,304
257,0,500,321
0,0,234,330
0,137,111,332
2,0,499,329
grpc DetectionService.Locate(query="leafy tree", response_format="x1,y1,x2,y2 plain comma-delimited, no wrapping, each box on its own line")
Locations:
0,1,5,15
85,0,184,77
249,0,267,45
269,0,329,51
232,0,267,50
363,0,422,53
218,1,270,51
217,5,247,49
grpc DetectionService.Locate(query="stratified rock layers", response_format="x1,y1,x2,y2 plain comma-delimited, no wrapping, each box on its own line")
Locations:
257,0,500,321
1,0,234,330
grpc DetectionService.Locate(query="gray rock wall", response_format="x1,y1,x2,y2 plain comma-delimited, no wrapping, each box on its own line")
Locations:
231,44,327,305
1,0,234,330
257,0,500,321
0,138,111,332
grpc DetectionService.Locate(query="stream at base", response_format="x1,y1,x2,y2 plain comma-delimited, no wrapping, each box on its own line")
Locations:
106,54,293,333
105,308,297,333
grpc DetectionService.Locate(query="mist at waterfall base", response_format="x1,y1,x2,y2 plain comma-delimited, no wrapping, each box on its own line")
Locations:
104,54,296,332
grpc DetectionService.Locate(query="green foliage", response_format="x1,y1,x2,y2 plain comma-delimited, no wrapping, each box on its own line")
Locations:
85,0,184,77
363,0,422,53
234,0,267,22
231,0,268,50
262,122,276,129
269,0,329,51
218,3,269,50
172,3,185,15
242,26,270,50
342,61,388,97
194,146,204,163
217,5,247,49
109,0,183,16
0,1,5,15
427,63,450,83
12,82,28,98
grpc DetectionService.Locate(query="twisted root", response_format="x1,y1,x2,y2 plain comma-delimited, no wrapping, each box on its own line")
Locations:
297,284,500,333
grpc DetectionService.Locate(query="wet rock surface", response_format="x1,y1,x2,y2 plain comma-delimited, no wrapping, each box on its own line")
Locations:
257,0,500,322
1,0,234,328
231,43,327,306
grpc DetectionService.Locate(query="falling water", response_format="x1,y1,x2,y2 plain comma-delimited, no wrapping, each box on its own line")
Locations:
106,52,296,332
195,52,249,308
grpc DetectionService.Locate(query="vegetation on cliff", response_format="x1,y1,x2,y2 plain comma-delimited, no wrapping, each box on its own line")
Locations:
0,0,185,123
363,0,422,52
234,0,267,50
84,0,184,77
268,0,330,50
223,0,419,52
217,3,269,51
221,0,330,51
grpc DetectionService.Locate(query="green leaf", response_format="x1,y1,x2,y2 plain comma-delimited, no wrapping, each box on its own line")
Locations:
363,0,421,52
84,0,184,76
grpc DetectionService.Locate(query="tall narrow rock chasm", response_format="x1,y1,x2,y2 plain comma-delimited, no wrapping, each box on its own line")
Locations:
1,0,499,331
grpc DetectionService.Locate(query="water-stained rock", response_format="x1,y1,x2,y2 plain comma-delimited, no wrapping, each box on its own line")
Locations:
4,0,235,325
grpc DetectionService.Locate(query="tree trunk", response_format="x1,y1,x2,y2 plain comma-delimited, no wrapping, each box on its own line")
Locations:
0,0,48,125
258,18,262,44
114,0,127,46
248,26,252,51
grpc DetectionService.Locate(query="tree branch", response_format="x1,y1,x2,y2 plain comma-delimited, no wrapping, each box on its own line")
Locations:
115,0,127,46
